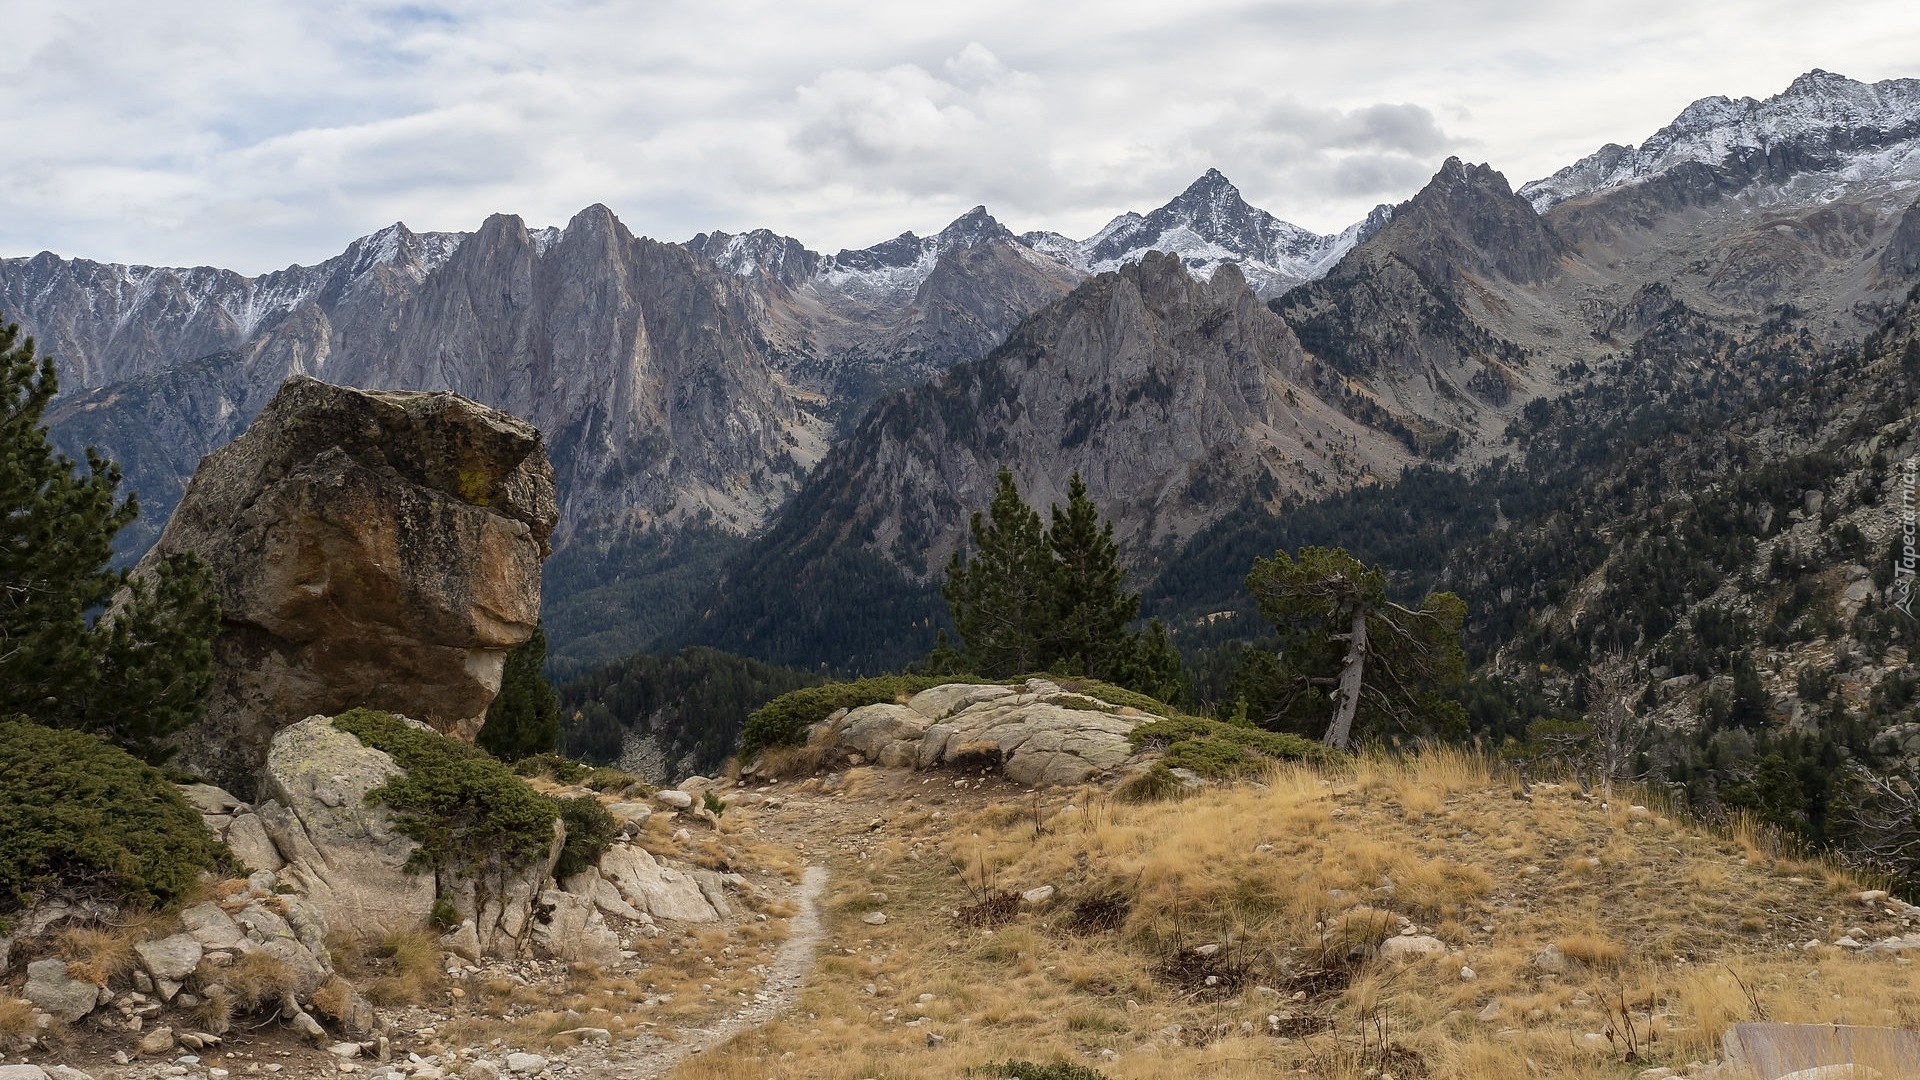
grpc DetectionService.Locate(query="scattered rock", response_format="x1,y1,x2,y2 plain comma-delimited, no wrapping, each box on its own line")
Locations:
139,1027,178,1056
911,685,1150,786
1533,943,1567,973
504,1054,547,1074
440,920,483,964
135,934,204,982
0,1067,50,1080
863,912,889,926
654,790,694,810
23,959,100,1023
605,803,652,828
248,933,330,998
556,1028,610,1045
531,890,622,967
179,903,247,950
1460,966,1477,981
1019,885,1057,908
179,784,243,816
907,684,1017,720
142,376,558,795
224,812,285,873
1378,935,1447,961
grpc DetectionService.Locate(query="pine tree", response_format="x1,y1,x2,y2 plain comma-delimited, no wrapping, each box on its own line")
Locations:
0,319,218,761
1113,617,1188,706
1243,546,1466,749
1044,472,1138,680
477,623,562,762
943,468,1052,677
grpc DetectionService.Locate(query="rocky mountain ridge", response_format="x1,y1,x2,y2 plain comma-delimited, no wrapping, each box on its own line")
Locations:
1025,169,1394,299
679,70,1920,673
10,171,1356,557
9,69,1920,675
1522,69,1920,210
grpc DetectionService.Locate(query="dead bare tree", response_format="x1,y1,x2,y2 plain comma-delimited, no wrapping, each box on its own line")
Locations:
1586,654,1651,799
1846,764,1920,882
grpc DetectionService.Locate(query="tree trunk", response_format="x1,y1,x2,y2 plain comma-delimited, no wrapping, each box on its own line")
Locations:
1323,606,1369,749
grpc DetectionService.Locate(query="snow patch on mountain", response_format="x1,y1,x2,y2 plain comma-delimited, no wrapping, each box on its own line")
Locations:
1522,69,1920,210
1026,170,1392,298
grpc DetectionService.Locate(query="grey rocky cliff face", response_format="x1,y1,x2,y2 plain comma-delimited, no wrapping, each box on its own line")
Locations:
1881,198,1920,278
15,210,830,549
10,183,1356,562
141,376,556,794
762,251,1410,582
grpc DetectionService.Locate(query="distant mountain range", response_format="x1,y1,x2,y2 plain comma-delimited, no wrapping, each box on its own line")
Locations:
6,68,1920,672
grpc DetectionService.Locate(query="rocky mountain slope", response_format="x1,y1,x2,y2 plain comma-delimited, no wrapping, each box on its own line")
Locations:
30,209,826,551
9,170,1352,564
678,70,1920,674
1521,69,1920,210
11,69,1920,675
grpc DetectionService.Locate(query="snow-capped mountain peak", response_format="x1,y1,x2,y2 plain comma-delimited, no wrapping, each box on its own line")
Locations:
1042,169,1390,298
1520,69,1920,210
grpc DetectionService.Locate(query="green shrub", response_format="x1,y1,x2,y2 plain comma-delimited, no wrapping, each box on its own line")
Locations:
552,796,618,880
1116,763,1186,804
0,719,229,914
973,1062,1110,1080
581,767,649,795
739,674,954,755
1041,693,1116,714
1039,676,1179,717
332,710,562,875
511,754,648,796
1126,714,1331,778
512,752,589,784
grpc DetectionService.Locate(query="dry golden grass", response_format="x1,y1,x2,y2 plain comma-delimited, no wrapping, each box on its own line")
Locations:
0,996,38,1047
335,929,444,1006
218,949,297,1010
441,915,792,1051
51,918,156,985
1554,932,1625,969
667,748,1920,1080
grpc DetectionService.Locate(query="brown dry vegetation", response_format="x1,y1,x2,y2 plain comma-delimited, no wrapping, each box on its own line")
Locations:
0,996,39,1049
670,747,1920,1080
430,804,806,1054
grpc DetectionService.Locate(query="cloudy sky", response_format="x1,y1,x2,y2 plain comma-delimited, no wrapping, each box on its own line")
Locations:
4,0,1918,273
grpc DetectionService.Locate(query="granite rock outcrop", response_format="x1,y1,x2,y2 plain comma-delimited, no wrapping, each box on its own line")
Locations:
138,376,557,794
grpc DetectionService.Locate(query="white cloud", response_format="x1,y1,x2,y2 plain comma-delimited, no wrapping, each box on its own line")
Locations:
0,0,1915,271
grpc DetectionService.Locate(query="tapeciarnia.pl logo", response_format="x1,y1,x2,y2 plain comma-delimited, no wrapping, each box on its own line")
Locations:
1897,455,1918,618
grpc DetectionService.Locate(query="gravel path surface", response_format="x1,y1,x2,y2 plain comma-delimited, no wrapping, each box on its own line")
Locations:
579,864,829,1080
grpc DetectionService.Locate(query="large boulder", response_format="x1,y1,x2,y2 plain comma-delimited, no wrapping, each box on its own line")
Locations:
22,959,99,1023
138,376,557,795
596,844,719,923
531,890,622,967
255,716,437,938
828,680,1148,787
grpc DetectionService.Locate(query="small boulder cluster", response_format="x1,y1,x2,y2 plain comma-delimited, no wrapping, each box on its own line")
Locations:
3,871,369,1055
